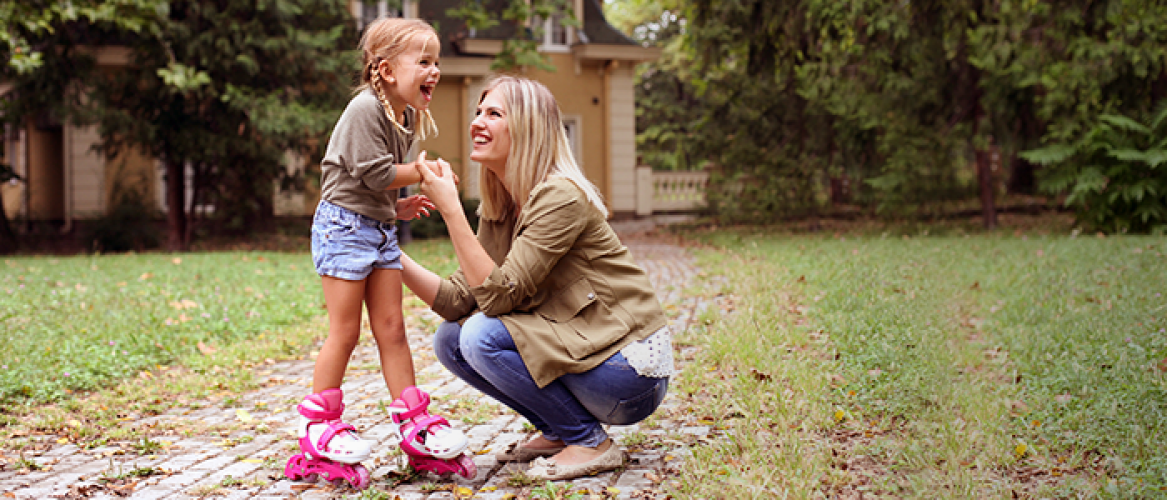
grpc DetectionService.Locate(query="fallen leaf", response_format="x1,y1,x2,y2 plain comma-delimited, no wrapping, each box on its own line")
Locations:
235,409,255,423
197,342,217,356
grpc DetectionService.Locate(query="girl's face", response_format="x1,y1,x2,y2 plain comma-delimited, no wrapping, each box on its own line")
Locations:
379,34,440,116
470,89,511,178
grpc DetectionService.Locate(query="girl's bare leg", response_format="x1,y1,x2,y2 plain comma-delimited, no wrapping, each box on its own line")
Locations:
365,268,415,399
314,276,367,392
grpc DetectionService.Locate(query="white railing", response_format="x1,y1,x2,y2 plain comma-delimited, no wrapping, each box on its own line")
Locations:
636,166,709,216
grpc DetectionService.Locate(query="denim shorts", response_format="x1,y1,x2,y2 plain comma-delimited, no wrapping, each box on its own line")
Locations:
311,200,401,280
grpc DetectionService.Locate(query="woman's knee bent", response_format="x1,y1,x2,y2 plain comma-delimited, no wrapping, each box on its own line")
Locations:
601,378,669,426
433,321,462,369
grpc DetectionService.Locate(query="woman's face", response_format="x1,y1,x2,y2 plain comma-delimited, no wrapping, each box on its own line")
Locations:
470,89,510,178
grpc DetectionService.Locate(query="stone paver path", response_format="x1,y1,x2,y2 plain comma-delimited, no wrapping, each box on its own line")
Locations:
1,231,713,499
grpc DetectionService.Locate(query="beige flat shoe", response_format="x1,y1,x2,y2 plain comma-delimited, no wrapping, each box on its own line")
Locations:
494,441,567,462
526,443,626,481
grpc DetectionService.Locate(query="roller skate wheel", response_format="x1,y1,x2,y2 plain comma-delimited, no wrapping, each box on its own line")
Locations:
284,454,312,482
456,454,477,479
353,464,371,489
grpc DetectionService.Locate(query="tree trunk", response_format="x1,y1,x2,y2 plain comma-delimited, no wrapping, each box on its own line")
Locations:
976,141,999,230
0,189,17,254
165,159,188,252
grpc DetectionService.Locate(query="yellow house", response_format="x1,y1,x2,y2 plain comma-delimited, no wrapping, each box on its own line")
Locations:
0,0,658,232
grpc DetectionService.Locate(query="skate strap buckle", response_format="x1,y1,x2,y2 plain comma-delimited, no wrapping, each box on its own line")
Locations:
317,420,357,452
398,414,449,449
298,402,345,421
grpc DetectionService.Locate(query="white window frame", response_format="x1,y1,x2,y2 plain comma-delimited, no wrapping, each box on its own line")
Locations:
533,12,572,53
562,114,582,162
356,1,417,31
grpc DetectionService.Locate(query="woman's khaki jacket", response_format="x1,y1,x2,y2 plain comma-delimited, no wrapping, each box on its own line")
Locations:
431,177,667,388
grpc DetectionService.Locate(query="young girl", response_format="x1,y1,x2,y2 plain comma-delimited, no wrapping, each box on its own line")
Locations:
284,18,474,488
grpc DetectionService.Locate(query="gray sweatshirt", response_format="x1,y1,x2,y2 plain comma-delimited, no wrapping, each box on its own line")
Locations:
318,88,415,222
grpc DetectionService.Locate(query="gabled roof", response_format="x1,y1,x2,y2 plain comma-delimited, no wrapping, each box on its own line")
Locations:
419,0,658,67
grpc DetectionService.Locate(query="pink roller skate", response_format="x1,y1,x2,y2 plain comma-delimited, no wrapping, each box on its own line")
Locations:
284,388,372,489
389,386,477,478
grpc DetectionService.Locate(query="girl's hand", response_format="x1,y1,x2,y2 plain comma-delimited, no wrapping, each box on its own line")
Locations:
417,157,461,212
415,151,458,185
396,194,436,221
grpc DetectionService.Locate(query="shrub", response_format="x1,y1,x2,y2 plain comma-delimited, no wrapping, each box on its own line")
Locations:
1022,103,1167,234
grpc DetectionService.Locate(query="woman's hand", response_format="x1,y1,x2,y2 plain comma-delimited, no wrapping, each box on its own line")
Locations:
417,156,461,214
396,194,436,221
418,153,494,287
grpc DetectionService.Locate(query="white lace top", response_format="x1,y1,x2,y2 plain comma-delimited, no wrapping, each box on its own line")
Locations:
620,326,677,378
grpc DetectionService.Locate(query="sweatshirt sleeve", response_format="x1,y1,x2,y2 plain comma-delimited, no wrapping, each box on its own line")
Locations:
432,269,478,322
321,92,399,191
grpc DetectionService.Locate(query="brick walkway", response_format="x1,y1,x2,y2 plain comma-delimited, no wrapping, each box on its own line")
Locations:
1,231,712,499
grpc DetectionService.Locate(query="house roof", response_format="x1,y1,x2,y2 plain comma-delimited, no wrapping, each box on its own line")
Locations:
419,0,658,66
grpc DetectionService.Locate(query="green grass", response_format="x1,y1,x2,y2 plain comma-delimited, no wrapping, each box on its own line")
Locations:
3,219,1164,498
670,225,1166,499
0,239,460,406
1,251,322,404
0,239,459,450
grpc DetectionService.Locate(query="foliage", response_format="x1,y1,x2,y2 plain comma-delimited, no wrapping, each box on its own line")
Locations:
83,187,162,253
90,0,358,249
608,0,700,172
677,225,1166,497
408,196,481,239
615,0,1167,223
446,0,578,72
1022,103,1167,233
1,0,357,252
0,0,164,77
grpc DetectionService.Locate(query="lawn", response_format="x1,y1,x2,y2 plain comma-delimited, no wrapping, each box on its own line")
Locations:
2,221,1164,498
0,239,459,448
668,223,1166,498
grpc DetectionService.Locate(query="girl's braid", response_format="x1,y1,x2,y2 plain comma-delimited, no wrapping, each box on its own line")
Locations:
369,60,410,135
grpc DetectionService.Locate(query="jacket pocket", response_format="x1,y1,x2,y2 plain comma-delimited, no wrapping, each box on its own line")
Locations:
539,278,627,360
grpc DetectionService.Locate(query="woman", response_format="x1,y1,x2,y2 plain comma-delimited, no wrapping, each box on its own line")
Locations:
400,76,675,481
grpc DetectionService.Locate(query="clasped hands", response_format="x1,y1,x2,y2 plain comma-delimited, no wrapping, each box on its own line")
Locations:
413,151,461,214
395,151,459,221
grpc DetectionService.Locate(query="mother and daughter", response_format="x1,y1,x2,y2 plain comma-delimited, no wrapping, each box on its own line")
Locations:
286,16,674,487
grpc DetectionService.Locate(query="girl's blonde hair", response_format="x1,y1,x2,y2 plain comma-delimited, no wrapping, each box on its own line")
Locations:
358,17,439,141
477,76,607,221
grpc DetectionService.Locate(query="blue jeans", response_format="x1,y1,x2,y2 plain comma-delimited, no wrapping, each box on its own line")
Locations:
434,313,669,447
311,200,401,280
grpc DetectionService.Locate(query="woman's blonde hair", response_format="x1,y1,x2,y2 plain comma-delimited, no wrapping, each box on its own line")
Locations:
358,18,439,141
477,76,607,221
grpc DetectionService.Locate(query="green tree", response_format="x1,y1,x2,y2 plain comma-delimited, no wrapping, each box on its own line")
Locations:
2,0,354,253
678,0,828,222
1022,104,1167,233
625,0,1167,227
91,0,357,251
446,0,578,72
607,0,702,172
0,0,166,254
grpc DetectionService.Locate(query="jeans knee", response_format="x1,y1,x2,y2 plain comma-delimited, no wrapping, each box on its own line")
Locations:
604,378,668,425
433,321,462,369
